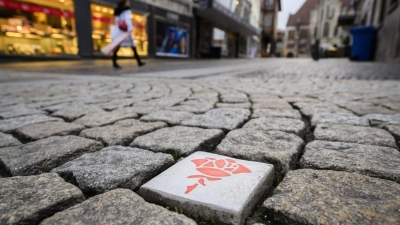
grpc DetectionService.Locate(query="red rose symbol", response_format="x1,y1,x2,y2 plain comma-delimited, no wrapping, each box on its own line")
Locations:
185,157,251,194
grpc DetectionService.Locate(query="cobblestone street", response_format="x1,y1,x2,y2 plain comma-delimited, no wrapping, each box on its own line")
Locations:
1,58,400,225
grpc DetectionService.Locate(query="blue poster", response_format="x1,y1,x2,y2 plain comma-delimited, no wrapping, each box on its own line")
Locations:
156,21,189,57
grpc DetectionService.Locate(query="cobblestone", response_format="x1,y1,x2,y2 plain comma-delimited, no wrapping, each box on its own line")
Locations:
52,146,174,194
0,58,400,224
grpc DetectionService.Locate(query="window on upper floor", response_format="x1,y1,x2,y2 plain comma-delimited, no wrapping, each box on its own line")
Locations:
264,15,272,27
300,29,308,38
288,30,295,39
334,26,339,36
323,22,330,37
327,6,335,19
265,0,273,6
314,26,318,38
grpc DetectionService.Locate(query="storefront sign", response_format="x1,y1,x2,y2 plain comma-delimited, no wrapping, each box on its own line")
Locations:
155,21,189,58
166,12,179,21
0,0,74,18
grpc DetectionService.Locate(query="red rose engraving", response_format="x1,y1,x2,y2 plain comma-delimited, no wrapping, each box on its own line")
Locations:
185,157,251,194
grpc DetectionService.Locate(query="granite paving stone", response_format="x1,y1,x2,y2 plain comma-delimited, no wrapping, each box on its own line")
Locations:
182,108,250,131
243,117,306,138
282,96,320,103
300,106,352,117
139,151,274,225
216,102,251,109
300,140,400,182
0,173,85,225
0,105,45,119
263,169,400,225
15,121,85,141
131,126,225,156
314,124,397,148
80,119,167,146
112,106,162,116
52,146,174,194
166,104,215,114
140,110,195,125
252,108,302,120
0,136,103,176
0,114,63,133
342,102,397,116
363,113,400,126
385,124,400,140
73,111,138,128
0,132,21,148
310,113,369,127
215,129,304,175
40,189,196,225
252,100,293,110
52,105,104,121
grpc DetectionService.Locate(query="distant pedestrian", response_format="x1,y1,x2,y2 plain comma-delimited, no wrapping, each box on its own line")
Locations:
111,0,145,69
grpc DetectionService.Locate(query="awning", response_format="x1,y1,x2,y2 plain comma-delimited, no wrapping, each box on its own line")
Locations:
195,0,260,37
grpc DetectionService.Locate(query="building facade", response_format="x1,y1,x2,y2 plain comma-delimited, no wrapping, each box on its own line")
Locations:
283,0,318,57
260,0,281,57
353,0,400,63
311,0,354,54
193,0,260,59
0,0,193,59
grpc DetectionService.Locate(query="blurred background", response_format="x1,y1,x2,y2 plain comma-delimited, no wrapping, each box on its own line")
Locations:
0,0,398,63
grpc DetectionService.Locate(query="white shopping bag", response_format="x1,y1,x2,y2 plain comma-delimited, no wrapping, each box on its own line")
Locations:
101,32,130,55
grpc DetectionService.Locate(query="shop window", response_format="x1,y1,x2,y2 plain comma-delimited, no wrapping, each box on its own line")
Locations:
0,0,77,56
91,3,148,56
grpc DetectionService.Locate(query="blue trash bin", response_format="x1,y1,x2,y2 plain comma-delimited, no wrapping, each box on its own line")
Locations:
350,26,376,61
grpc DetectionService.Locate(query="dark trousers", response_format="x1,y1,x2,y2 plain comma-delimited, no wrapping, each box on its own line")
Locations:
112,46,142,65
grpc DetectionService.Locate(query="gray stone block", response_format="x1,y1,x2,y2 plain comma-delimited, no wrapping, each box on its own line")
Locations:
0,136,103,176
263,169,400,225
216,102,251,109
0,132,21,148
363,113,400,126
314,124,397,148
300,106,352,117
182,108,250,131
0,114,63,133
73,111,138,128
343,103,397,116
311,113,369,127
140,110,195,125
0,104,45,119
243,117,306,138
252,100,292,110
112,106,161,116
52,105,104,121
300,140,400,183
80,119,167,146
215,129,304,175
52,146,174,194
386,124,400,140
131,126,225,156
0,173,85,225
40,189,196,225
15,121,85,141
252,108,302,120
140,152,274,225
166,104,215,114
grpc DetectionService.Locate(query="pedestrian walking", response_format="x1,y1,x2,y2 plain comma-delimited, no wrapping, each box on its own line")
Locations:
111,0,145,69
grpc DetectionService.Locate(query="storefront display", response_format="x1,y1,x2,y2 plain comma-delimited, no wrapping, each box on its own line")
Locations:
155,21,188,58
91,3,147,56
0,0,78,56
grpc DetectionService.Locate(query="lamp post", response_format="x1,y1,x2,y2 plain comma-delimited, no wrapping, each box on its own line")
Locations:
296,19,302,57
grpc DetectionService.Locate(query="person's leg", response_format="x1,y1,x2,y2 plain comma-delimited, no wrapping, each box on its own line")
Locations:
131,46,145,66
112,46,121,68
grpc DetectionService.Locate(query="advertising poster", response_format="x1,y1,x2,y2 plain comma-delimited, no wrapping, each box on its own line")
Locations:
156,21,189,57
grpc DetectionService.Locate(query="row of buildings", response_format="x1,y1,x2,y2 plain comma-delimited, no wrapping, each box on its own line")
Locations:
283,0,400,63
0,0,282,59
